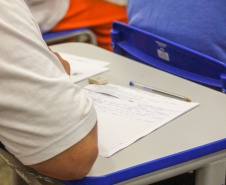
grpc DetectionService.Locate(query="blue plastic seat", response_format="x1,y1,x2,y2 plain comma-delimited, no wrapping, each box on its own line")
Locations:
43,27,97,45
111,21,226,93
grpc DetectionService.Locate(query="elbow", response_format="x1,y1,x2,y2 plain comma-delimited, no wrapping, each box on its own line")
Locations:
74,143,98,180
60,146,99,180
77,145,99,180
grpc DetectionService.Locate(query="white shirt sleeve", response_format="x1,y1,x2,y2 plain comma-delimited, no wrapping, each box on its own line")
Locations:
0,0,97,165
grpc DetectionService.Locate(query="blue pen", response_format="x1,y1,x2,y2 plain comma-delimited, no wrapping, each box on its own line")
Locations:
129,81,191,102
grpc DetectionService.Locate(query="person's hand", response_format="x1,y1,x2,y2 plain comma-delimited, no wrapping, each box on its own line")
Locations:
49,47,70,75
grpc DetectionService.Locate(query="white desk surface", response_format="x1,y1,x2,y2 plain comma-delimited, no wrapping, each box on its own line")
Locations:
51,43,226,183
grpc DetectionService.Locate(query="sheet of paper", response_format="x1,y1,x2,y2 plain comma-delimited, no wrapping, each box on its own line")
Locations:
59,52,110,83
84,84,199,157
59,52,110,67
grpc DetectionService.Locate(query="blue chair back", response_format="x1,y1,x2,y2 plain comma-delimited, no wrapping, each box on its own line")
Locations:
111,21,226,92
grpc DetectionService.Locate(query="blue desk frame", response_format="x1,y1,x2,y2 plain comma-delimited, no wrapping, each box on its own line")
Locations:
61,139,226,185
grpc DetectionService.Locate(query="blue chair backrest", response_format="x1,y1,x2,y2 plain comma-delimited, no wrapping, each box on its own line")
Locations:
111,21,226,93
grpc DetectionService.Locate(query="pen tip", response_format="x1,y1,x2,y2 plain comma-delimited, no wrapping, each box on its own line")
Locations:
129,81,134,86
184,98,191,102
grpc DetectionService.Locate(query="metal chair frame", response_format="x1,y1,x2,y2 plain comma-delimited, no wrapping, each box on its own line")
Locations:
43,28,97,45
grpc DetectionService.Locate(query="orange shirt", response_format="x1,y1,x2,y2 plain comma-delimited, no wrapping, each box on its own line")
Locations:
52,0,128,51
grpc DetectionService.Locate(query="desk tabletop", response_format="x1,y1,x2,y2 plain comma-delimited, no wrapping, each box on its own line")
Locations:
51,43,226,184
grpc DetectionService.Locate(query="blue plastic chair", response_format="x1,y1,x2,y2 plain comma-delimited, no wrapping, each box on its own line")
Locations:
43,27,97,45
111,21,226,93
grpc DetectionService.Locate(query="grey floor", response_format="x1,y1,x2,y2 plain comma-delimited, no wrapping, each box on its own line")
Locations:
0,158,196,185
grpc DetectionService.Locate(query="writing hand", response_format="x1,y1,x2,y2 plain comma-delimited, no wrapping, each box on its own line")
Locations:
49,47,70,75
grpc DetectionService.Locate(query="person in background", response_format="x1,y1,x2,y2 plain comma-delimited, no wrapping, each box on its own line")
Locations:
127,0,226,62
28,0,128,51
0,0,98,180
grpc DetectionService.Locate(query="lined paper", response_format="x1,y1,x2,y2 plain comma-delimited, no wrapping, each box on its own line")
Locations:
84,84,199,157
